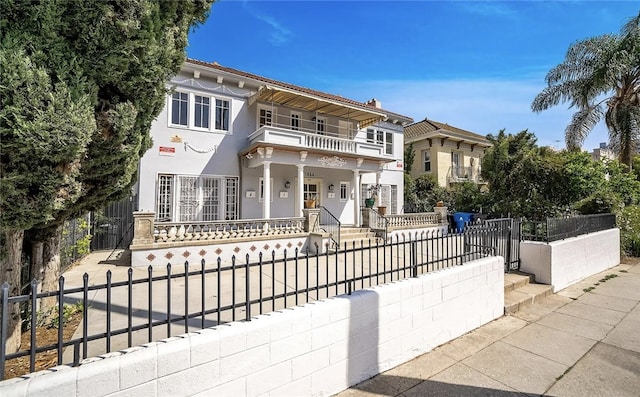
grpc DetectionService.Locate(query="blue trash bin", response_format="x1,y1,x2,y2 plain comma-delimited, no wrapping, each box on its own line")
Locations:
453,212,473,232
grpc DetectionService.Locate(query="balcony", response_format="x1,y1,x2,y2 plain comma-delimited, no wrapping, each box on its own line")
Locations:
448,166,478,183
248,124,388,159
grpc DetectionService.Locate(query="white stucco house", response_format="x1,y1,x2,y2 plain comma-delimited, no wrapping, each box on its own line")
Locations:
137,59,412,224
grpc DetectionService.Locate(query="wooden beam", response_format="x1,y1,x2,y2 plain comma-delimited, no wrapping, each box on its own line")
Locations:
440,137,447,147
456,141,462,150
427,138,432,148
470,143,476,152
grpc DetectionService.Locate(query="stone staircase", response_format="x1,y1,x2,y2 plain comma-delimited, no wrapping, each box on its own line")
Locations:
333,226,382,250
504,272,554,314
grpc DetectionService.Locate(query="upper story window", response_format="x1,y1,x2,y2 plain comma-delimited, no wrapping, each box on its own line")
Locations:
194,95,210,129
171,93,189,126
316,117,326,134
259,108,273,127
169,90,231,133
423,150,431,172
215,99,229,131
366,128,394,155
290,112,300,131
385,131,393,155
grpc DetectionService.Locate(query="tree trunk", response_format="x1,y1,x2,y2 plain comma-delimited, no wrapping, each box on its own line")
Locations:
40,225,63,313
0,229,24,354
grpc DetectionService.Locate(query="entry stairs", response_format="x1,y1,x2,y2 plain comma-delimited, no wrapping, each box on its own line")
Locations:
504,272,553,314
331,226,383,251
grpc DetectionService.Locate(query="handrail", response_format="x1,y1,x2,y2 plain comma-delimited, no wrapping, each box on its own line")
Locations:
366,208,389,241
318,206,340,248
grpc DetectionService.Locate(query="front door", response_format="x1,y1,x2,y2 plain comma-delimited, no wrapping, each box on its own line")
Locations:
303,181,320,207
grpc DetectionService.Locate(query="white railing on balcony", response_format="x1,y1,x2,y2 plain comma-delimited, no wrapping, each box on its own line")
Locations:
447,166,483,183
248,126,387,157
153,217,305,244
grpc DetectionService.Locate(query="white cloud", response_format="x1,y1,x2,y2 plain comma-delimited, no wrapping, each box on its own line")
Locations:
242,2,293,46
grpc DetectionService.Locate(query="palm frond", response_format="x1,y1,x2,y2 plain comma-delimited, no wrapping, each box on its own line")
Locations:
565,105,603,150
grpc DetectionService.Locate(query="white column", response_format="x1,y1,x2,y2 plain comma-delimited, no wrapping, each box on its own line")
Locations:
297,165,305,217
263,161,271,219
353,170,360,226
376,171,381,186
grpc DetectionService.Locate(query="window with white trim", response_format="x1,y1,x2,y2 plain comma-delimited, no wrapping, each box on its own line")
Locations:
194,95,210,129
385,131,393,155
316,117,326,134
423,150,431,172
215,99,229,131
157,174,174,221
339,182,349,202
171,93,188,126
169,90,231,133
366,128,394,155
259,108,272,127
155,174,238,222
290,112,300,131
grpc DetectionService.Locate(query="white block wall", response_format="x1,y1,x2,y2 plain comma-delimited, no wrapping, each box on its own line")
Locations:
520,228,620,292
0,256,504,397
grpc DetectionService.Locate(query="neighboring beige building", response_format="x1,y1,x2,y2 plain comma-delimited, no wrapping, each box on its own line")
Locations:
404,118,491,188
591,142,616,161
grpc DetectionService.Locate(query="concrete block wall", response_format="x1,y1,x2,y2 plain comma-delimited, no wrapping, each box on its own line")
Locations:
0,256,504,397
520,228,620,292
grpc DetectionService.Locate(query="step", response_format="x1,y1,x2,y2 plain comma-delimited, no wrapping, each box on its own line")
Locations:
504,283,554,314
504,272,535,293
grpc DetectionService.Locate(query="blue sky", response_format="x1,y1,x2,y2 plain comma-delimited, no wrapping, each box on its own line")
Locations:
187,1,639,150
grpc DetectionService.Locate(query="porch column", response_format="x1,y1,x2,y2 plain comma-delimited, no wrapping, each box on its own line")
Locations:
297,165,304,217
376,171,381,186
353,170,360,226
263,161,271,219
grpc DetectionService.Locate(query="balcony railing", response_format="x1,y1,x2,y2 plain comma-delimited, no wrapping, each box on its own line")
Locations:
248,125,388,158
447,166,483,183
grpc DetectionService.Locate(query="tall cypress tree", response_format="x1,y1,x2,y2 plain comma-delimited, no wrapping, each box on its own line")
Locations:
0,0,214,353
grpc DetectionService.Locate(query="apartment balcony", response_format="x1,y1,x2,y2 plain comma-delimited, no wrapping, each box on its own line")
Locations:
447,166,481,183
248,124,389,159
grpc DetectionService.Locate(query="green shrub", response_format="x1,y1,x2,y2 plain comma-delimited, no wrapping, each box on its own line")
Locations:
575,190,624,215
619,205,640,257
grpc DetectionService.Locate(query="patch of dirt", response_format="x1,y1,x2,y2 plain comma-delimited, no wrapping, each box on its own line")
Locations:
3,313,82,380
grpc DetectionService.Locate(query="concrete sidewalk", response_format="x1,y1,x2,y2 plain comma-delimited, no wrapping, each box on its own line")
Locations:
336,259,640,397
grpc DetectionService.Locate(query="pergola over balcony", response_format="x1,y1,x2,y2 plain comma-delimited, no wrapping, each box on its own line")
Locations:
248,85,387,129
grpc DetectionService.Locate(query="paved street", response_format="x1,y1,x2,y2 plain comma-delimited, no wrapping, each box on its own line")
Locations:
336,259,640,397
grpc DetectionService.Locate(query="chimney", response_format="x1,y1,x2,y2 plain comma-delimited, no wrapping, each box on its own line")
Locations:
367,98,382,109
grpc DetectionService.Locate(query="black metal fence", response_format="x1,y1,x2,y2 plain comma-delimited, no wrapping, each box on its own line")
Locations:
471,218,522,272
521,213,616,242
0,224,508,379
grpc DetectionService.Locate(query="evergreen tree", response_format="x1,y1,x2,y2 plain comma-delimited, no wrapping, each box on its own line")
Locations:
1,0,214,353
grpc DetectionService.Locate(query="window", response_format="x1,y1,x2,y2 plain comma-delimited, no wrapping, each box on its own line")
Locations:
385,131,393,155
178,176,198,221
423,150,431,172
259,177,274,202
194,95,210,129
316,117,326,134
171,92,188,126
366,129,375,143
225,178,238,220
290,112,300,130
215,99,229,131
366,128,394,155
155,174,238,222
340,182,349,202
170,91,231,133
259,108,272,127
156,174,174,221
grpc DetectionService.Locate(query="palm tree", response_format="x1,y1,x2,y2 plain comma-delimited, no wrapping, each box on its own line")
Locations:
532,12,640,169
